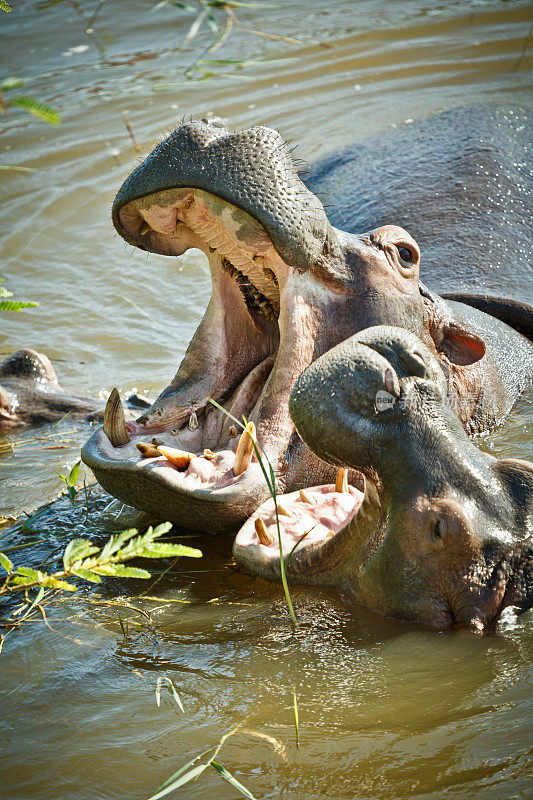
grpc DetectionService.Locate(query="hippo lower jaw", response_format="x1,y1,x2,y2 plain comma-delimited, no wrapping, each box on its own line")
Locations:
82,188,332,531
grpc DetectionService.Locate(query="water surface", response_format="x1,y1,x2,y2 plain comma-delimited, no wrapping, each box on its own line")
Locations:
1,1,532,798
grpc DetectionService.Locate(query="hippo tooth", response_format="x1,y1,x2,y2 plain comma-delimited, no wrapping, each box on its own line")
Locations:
276,503,293,518
229,425,238,438
139,222,150,236
233,421,256,477
137,442,161,458
299,488,315,504
157,445,193,470
203,448,215,460
335,468,349,493
188,412,199,431
103,388,131,447
255,517,274,546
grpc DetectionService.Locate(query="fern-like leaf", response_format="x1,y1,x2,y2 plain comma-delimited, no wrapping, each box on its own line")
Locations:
8,95,60,125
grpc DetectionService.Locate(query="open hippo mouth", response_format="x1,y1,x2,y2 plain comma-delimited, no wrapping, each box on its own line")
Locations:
235,325,533,632
82,118,339,531
233,468,384,586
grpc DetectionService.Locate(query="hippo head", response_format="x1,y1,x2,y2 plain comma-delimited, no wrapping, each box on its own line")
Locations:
83,118,436,531
0,349,105,427
234,327,532,631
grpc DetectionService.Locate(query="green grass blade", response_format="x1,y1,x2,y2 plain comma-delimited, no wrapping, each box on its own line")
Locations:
210,760,258,799
293,688,300,748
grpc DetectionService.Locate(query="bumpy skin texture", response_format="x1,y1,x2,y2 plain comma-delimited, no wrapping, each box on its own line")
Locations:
113,118,328,271
82,107,533,531
307,105,532,300
288,326,533,630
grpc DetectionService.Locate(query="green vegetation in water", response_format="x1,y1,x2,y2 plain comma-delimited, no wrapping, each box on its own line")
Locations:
0,277,39,311
153,0,300,80
0,1,11,12
0,521,202,651
0,77,60,125
147,723,259,800
209,397,298,626
56,459,82,501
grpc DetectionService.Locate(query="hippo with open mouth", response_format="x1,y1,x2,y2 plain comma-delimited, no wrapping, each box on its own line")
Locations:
234,326,532,632
82,107,532,531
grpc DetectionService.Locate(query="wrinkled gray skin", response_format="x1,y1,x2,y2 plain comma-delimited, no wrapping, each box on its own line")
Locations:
285,326,533,631
0,350,148,429
82,106,533,532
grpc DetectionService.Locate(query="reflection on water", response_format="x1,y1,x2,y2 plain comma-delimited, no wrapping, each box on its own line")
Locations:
1,1,532,798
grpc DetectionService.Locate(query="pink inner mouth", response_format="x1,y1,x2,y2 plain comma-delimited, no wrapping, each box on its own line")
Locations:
234,483,365,569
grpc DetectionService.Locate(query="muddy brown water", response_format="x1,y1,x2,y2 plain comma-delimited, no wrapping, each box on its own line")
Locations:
1,1,532,798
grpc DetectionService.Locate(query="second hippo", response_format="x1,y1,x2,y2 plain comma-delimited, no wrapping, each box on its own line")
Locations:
234,326,532,632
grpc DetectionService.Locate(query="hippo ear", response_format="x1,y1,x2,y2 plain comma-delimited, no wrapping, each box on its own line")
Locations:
438,323,486,366
494,458,533,532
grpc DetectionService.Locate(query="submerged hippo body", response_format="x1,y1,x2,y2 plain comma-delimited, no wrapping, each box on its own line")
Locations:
234,327,532,632
0,350,105,428
0,350,150,429
82,106,533,532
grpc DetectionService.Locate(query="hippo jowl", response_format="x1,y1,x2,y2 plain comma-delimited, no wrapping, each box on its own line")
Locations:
82,106,533,532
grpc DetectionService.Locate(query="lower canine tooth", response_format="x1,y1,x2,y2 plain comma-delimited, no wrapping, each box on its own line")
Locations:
203,449,215,460
103,388,131,447
255,517,274,546
299,488,315,504
335,468,349,493
157,446,193,470
276,503,293,518
137,442,161,458
139,222,150,236
233,422,256,477
188,412,199,431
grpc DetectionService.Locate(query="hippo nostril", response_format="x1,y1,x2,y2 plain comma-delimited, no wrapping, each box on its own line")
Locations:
398,347,431,378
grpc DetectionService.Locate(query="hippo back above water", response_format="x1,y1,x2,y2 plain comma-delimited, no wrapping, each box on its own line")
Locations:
307,105,532,301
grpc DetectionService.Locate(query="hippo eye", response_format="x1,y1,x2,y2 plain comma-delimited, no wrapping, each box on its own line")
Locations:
397,246,413,263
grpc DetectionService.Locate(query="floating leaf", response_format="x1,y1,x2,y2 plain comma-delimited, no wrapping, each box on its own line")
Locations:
8,96,60,125
71,568,102,583
69,460,81,486
0,552,13,572
138,544,202,559
148,763,209,799
108,565,151,579
164,677,185,712
0,0,12,11
63,538,98,570
209,760,258,799
1,77,25,91
0,299,39,311
16,566,40,580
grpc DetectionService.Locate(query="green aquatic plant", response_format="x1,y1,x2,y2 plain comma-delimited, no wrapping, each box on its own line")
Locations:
0,77,60,125
57,459,81,501
0,522,202,651
153,0,300,80
209,398,298,626
147,724,258,800
0,1,11,12
0,278,38,311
